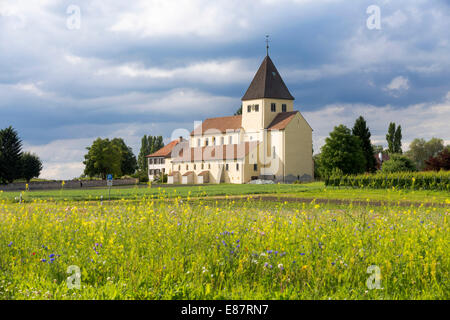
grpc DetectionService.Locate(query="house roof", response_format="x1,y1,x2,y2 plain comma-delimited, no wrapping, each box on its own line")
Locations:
198,171,209,176
172,141,258,162
268,111,298,130
191,115,242,136
146,140,179,158
242,55,294,101
182,171,194,176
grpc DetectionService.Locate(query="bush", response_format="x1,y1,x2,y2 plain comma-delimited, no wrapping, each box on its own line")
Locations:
324,171,449,191
381,154,416,173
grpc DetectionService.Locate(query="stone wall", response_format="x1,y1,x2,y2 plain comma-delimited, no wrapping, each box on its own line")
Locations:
0,179,138,191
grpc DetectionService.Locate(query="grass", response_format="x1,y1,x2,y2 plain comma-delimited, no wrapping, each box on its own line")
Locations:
1,196,448,299
1,182,449,205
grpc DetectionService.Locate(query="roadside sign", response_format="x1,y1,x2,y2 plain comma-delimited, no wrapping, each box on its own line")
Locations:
107,180,113,187
107,174,113,181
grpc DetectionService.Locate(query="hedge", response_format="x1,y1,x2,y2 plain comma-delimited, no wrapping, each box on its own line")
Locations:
324,171,450,191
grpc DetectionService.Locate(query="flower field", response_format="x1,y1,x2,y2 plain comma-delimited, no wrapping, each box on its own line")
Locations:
0,194,449,300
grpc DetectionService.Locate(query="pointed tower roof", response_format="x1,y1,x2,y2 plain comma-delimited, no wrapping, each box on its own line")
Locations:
242,55,294,101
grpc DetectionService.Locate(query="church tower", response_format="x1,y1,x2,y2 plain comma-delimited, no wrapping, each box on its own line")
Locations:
241,55,295,133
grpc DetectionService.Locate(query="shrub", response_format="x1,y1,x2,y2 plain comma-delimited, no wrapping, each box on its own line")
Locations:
381,154,416,173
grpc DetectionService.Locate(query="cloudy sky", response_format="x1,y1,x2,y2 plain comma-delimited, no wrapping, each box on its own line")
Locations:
1,0,449,179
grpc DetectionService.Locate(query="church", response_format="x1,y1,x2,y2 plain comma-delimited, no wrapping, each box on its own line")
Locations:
146,54,314,184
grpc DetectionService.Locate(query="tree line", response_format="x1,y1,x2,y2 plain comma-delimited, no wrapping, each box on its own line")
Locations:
82,135,164,180
0,126,43,184
315,117,449,178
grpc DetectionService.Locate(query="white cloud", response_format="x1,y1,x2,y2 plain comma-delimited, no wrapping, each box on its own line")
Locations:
383,76,410,96
96,58,253,84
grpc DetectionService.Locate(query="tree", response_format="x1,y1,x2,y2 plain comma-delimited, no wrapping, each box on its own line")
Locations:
111,138,137,175
394,125,402,154
373,145,384,154
405,138,444,170
234,105,242,115
21,152,43,182
138,135,164,173
138,135,149,173
381,154,416,173
386,122,402,154
424,148,450,171
319,125,366,175
0,126,23,183
352,116,377,172
83,138,122,179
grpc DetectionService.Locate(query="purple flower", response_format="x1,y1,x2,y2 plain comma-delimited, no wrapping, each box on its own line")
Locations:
49,258,55,263
41,259,47,262
49,254,55,258
267,250,273,254
8,242,13,247
222,240,227,246
300,253,305,256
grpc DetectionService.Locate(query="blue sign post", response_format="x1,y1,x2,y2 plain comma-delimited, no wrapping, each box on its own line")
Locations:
106,174,113,200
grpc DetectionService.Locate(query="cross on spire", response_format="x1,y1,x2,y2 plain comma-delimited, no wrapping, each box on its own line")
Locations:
265,35,270,56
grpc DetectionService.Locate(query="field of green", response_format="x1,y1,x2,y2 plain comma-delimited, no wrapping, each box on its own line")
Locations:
0,183,448,299
1,182,449,205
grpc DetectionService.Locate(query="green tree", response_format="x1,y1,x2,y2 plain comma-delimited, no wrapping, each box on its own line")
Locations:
21,152,43,182
234,105,242,115
138,135,164,173
138,135,149,173
405,137,444,170
319,125,366,175
394,125,402,154
386,122,402,154
83,138,122,179
111,138,137,175
0,126,23,183
381,154,416,173
352,116,377,172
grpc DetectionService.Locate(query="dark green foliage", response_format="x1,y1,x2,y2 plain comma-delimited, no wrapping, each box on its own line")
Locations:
0,126,23,183
319,125,366,176
234,106,242,115
386,122,402,154
352,116,377,172
137,135,164,173
21,152,43,182
111,138,137,175
83,138,123,179
381,154,416,173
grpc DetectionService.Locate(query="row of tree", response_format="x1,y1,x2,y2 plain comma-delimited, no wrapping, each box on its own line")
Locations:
0,126,43,183
315,117,449,177
82,135,164,180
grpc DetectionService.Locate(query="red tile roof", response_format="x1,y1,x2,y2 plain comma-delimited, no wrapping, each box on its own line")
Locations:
267,111,298,130
191,115,242,136
146,140,179,158
182,171,194,176
172,141,258,162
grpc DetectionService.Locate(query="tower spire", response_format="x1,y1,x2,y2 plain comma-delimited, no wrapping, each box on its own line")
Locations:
265,35,270,56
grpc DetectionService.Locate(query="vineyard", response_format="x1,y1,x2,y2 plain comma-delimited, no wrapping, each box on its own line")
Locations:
324,171,450,191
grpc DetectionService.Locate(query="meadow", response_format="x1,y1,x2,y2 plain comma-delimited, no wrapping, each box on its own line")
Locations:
1,182,449,205
0,186,448,299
